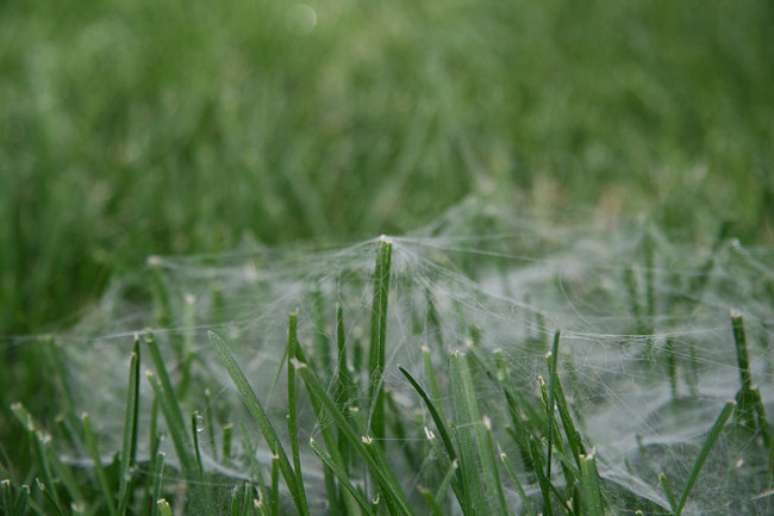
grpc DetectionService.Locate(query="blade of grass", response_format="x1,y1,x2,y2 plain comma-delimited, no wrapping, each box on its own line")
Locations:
204,389,217,462
149,451,165,516
293,352,414,515
156,498,172,516
400,365,467,510
286,311,305,504
288,320,345,513
309,437,374,515
578,453,603,516
498,447,536,516
333,304,355,474
311,286,332,379
82,413,118,516
398,367,458,471
191,412,204,476
145,333,197,476
145,371,196,478
545,331,560,483
448,350,489,515
665,338,678,401
209,331,310,516
481,415,512,516
674,400,735,515
222,423,233,462
10,403,63,514
658,473,677,512
118,338,140,515
368,237,392,448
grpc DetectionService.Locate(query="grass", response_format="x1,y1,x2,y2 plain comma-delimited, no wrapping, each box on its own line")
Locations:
2,233,770,515
2,0,774,514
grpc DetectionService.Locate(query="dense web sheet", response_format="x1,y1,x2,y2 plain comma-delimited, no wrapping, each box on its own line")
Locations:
15,199,774,514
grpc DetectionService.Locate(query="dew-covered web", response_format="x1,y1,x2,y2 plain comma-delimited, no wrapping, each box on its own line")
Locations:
17,198,774,514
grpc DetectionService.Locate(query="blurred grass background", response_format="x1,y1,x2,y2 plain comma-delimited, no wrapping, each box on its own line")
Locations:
1,0,773,338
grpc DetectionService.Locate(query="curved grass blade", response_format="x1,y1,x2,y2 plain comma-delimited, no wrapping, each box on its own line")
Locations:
674,400,735,515
209,331,310,516
309,437,374,515
293,354,414,515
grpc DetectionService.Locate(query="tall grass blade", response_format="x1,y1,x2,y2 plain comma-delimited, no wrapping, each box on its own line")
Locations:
208,330,310,516
368,237,392,448
118,339,140,515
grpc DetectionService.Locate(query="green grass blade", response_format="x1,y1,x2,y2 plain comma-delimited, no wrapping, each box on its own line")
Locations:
204,389,217,461
191,411,204,476
482,416,512,516
145,333,196,474
222,423,233,462
418,485,443,516
448,350,488,515
309,437,374,515
10,403,64,513
118,338,140,515
293,353,414,515
545,331,560,482
146,371,196,477
149,451,166,516
578,453,604,516
334,304,355,474
311,286,332,379
398,367,457,468
270,456,280,516
368,237,392,448
208,330,310,516
499,447,536,516
658,473,677,512
156,498,173,516
287,325,344,511
674,400,735,515
286,312,305,502
82,413,118,516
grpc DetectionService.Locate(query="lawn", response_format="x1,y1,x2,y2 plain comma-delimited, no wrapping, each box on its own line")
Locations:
1,0,773,514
